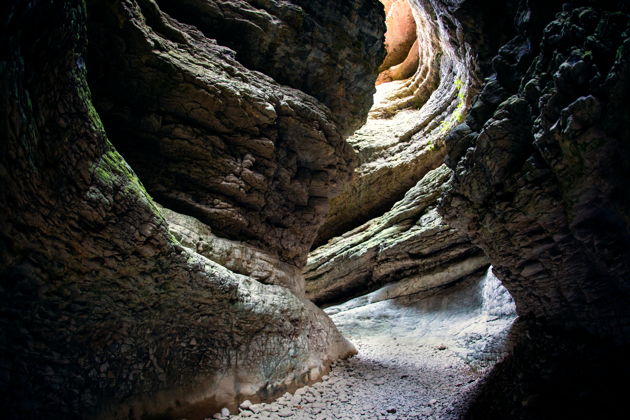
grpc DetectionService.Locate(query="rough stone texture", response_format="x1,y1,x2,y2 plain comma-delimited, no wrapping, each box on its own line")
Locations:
440,1,630,341
87,0,384,269
438,1,630,418
160,204,305,296
306,164,488,305
228,267,516,420
315,0,478,245
155,0,386,137
0,0,386,417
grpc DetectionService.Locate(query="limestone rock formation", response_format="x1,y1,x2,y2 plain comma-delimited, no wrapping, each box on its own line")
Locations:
0,0,385,418
438,1,630,418
441,1,630,343
160,205,306,296
306,164,488,305
87,0,368,270
155,0,386,137
315,0,478,245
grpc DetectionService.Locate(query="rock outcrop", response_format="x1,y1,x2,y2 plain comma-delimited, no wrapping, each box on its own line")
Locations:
155,0,386,137
87,0,376,270
306,165,488,305
441,0,630,344
0,0,384,418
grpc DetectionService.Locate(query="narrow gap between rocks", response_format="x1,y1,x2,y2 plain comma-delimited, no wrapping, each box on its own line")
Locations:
224,2,518,419
87,1,518,418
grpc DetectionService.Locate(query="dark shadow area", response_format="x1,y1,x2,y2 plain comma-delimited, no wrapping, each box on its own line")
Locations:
464,321,630,420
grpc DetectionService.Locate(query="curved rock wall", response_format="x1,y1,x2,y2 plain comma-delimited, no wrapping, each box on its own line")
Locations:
307,0,486,308
315,0,478,245
0,0,384,418
306,165,488,304
440,0,630,340
155,0,386,137
437,0,630,417
87,0,364,271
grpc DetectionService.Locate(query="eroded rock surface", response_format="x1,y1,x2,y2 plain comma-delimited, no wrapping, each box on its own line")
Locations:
441,2,630,342
0,0,384,418
306,165,488,305
156,0,386,137
88,0,378,269
438,2,630,418
316,0,478,245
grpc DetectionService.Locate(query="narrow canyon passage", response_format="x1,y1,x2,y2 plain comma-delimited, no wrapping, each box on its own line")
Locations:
2,0,630,419
227,269,516,419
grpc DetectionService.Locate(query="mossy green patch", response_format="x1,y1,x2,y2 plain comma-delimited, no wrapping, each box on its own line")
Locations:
439,78,468,134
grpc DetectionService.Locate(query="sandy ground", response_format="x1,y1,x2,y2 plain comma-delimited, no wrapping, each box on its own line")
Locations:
222,268,516,420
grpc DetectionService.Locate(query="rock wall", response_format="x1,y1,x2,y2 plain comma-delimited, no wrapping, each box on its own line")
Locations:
306,165,488,305
441,0,630,342
306,0,486,309
437,0,630,417
87,0,376,270
0,0,384,418
315,0,478,246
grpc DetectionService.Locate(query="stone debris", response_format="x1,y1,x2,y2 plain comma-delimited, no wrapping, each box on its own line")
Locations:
226,268,515,420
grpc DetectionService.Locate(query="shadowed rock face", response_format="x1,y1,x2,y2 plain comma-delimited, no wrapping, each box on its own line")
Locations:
438,1,630,417
147,0,386,137
441,0,630,342
87,0,374,270
0,0,384,418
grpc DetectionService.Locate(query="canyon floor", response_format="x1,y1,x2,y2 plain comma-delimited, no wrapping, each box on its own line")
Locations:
223,269,516,420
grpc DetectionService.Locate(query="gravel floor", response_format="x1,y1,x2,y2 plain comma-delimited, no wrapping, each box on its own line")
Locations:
220,269,516,420
228,337,482,419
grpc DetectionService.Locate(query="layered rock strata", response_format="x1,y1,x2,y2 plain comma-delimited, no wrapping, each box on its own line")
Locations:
306,165,488,305
0,0,384,418
315,0,478,244
438,1,630,417
87,0,380,270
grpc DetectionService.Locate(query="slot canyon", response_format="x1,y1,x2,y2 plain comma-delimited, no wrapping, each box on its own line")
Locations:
1,0,629,418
